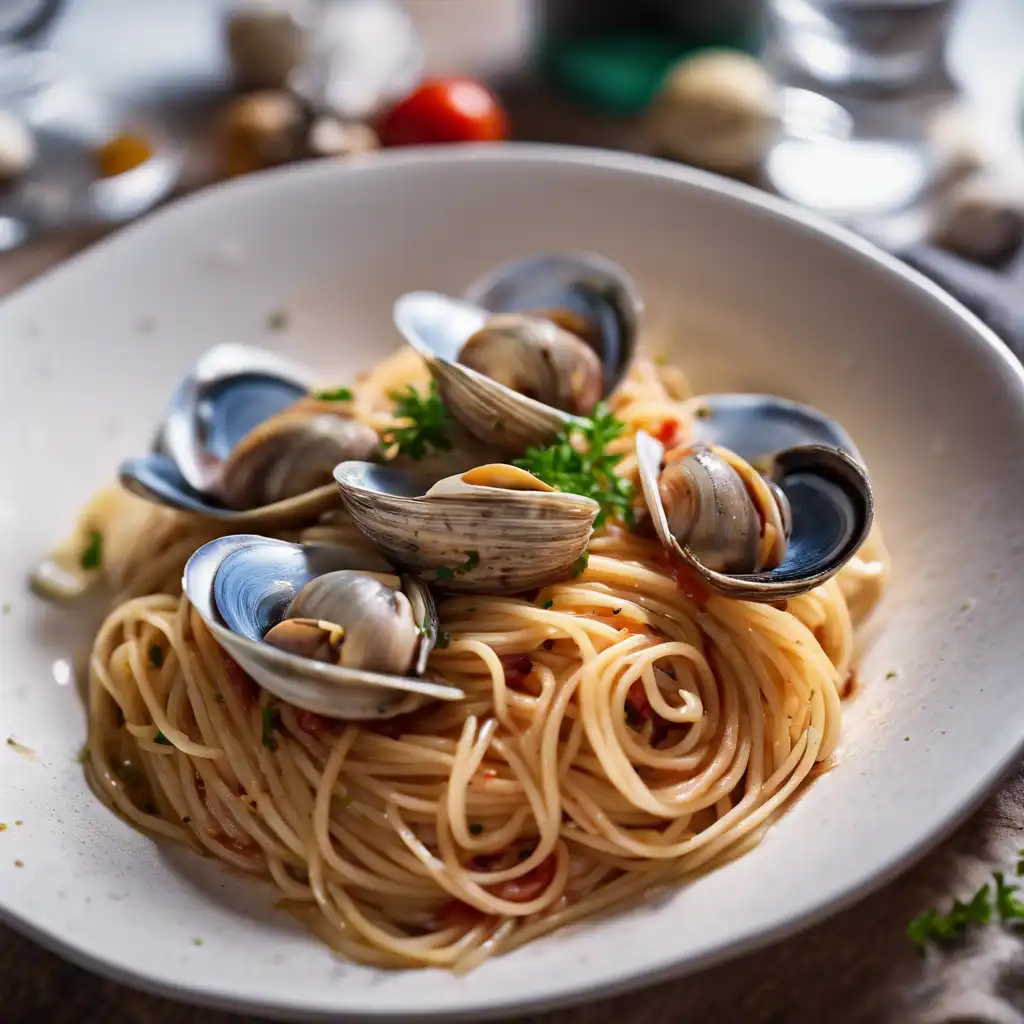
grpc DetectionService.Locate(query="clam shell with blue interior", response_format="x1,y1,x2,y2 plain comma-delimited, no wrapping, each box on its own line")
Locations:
183,535,463,719
636,394,873,601
120,344,375,529
393,252,642,455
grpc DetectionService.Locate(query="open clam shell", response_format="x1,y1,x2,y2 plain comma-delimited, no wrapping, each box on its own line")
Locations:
183,535,461,720
464,251,642,397
636,430,873,601
333,461,599,593
683,393,861,464
392,252,640,455
121,344,374,529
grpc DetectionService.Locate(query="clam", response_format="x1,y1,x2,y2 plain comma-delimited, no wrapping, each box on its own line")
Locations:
120,344,378,528
393,252,641,455
183,535,462,719
635,395,873,600
333,461,599,593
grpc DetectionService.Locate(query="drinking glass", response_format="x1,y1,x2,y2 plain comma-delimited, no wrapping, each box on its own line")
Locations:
762,0,960,223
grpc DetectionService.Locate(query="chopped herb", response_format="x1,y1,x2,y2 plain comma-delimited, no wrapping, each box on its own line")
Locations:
192,937,204,946
262,705,280,751
542,600,554,609
77,744,89,763
266,309,288,329
149,645,164,668
384,381,452,460
154,731,171,746
435,551,480,582
514,403,634,527
80,530,103,571
885,670,897,680
571,552,590,578
313,386,354,402
435,631,450,649
14,859,24,868
994,872,1024,921
14,820,22,826
468,823,483,836
612,607,622,615
907,863,1024,952
694,405,711,419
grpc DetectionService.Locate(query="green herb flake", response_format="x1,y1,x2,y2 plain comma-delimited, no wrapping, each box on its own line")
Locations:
435,551,479,582
542,600,554,609
313,386,354,402
149,645,164,668
694,405,712,419
435,631,450,649
192,937,204,947
154,731,171,746
513,403,634,528
571,552,590,578
885,670,897,680
908,882,993,951
80,530,103,571
994,872,1024,921
468,823,483,836
266,309,288,330
261,705,280,751
384,381,452,461
76,744,89,764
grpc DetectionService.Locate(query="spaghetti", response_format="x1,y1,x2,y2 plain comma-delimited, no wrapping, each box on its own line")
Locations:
76,347,890,970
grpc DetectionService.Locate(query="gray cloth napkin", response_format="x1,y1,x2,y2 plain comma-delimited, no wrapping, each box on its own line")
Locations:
898,243,1024,357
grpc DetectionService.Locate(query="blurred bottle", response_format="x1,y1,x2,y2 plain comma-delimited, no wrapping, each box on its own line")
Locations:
536,0,764,114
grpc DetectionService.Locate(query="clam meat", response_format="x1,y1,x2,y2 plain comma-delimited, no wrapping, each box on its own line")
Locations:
393,251,641,454
635,393,873,601
184,535,460,719
120,344,378,528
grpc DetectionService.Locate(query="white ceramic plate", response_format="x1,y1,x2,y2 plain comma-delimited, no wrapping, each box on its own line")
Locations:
3,145,1024,1021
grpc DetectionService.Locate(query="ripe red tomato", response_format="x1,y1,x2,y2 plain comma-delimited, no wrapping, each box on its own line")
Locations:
378,77,510,147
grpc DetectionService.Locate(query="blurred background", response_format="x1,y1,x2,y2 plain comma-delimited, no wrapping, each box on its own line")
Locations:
0,0,1021,334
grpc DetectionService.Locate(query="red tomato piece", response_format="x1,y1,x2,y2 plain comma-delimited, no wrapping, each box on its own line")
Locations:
296,709,327,734
378,77,510,147
487,854,557,903
625,680,652,727
500,653,533,687
655,420,680,447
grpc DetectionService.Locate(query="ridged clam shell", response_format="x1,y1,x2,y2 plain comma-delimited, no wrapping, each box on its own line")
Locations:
334,462,598,594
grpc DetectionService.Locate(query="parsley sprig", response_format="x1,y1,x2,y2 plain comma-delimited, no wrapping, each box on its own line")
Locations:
384,381,452,460
514,403,634,528
313,386,353,402
908,853,1024,951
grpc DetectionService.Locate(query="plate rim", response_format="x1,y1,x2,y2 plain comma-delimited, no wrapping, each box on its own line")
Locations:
4,141,1024,1021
